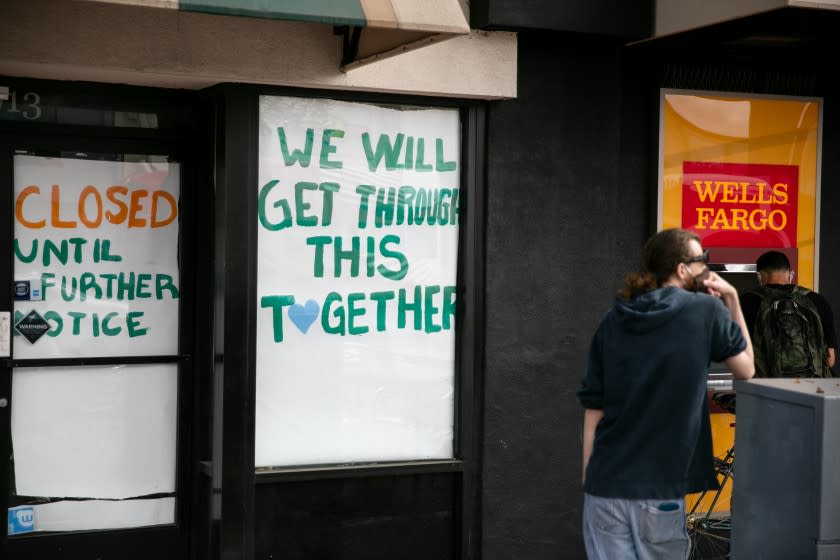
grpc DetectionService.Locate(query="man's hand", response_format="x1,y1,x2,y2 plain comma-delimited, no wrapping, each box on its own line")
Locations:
702,271,738,302
704,271,755,379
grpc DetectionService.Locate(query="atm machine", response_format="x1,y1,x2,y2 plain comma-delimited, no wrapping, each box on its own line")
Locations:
706,261,758,391
691,247,798,516
704,245,799,391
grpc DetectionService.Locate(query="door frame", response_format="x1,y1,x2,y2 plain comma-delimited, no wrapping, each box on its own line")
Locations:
0,77,209,560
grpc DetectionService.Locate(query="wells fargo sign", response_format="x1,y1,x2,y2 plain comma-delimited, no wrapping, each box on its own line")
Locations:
681,161,798,248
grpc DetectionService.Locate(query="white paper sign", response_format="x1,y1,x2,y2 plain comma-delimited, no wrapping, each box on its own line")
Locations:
12,364,177,499
29,498,174,532
256,96,460,466
13,155,180,358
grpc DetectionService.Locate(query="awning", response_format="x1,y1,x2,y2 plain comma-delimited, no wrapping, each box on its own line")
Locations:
83,0,470,70
644,0,840,39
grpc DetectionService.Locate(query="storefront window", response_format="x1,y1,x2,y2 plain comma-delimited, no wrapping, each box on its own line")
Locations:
658,91,821,288
256,96,460,467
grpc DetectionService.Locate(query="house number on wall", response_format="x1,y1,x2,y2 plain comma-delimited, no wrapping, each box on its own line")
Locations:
0,90,42,120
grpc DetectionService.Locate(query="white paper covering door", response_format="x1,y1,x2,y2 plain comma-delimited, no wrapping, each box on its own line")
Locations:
12,154,180,358
256,96,460,466
28,498,175,532
11,364,177,500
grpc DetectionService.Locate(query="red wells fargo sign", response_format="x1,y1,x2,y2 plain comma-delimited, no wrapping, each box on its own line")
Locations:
681,161,798,248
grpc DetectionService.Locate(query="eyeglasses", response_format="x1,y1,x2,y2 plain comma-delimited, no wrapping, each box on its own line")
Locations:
684,250,709,265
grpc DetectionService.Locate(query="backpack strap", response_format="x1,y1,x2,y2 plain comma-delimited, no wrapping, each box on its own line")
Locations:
791,285,812,298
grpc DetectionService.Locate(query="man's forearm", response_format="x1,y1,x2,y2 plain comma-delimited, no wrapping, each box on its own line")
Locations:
724,293,753,362
582,408,604,483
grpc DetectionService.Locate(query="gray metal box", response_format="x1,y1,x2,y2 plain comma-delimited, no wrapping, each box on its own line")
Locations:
732,378,840,560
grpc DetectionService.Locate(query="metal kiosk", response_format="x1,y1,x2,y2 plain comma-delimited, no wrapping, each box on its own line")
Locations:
732,378,840,559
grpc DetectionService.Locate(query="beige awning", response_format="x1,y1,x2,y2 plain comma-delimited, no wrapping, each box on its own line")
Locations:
82,0,470,70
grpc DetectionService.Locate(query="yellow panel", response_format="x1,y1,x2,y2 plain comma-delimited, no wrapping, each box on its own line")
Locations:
660,92,821,288
686,413,735,513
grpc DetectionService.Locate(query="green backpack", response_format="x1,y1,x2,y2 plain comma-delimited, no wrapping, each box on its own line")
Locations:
752,286,830,378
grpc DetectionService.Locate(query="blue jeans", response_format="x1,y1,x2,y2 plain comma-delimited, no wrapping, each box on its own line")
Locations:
583,494,690,560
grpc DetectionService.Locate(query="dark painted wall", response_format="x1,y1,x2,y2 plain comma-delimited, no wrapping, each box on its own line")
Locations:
481,31,653,559
472,0,653,38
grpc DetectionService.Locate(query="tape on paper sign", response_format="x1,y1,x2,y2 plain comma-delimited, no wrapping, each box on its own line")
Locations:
8,506,36,535
0,312,9,357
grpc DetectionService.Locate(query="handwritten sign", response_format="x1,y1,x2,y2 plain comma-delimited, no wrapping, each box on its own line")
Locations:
256,96,459,466
13,155,180,358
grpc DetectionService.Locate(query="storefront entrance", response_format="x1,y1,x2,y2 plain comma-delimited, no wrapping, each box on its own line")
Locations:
0,78,205,559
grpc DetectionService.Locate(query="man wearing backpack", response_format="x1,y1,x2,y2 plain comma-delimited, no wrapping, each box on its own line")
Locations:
740,251,836,378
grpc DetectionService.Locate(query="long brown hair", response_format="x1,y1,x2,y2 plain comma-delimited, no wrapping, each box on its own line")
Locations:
620,228,700,300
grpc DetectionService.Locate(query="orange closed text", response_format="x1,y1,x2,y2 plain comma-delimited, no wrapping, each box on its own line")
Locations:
16,184,178,229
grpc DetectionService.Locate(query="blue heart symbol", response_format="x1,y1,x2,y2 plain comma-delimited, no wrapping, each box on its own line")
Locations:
288,299,320,334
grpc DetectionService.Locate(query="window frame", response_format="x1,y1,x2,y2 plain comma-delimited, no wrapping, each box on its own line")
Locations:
213,84,486,560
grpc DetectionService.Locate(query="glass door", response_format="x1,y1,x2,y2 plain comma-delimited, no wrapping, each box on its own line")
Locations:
2,146,190,558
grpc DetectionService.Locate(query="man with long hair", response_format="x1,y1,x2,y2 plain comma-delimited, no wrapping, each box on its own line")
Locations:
577,228,754,559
